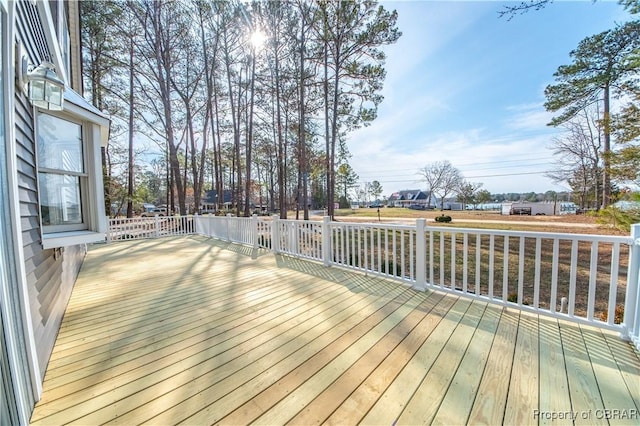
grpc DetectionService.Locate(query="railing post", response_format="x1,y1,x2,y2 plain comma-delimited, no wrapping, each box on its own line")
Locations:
622,223,640,349
271,215,280,253
154,215,160,238
415,218,427,291
225,213,232,242
106,218,112,244
289,222,297,254
322,216,332,267
252,214,259,249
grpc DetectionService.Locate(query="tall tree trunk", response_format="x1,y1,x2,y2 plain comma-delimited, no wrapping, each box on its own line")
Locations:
235,70,243,216
148,1,185,214
299,7,308,220
328,33,342,220
213,89,224,211
274,43,286,219
602,84,611,208
323,34,331,218
126,33,135,218
244,53,256,217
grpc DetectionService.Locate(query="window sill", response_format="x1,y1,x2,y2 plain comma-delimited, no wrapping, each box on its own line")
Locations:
42,231,105,249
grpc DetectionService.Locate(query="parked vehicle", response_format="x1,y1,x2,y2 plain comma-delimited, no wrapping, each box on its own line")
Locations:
141,208,166,217
408,204,426,210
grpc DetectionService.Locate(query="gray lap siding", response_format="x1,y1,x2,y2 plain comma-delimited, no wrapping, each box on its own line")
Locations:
14,1,86,380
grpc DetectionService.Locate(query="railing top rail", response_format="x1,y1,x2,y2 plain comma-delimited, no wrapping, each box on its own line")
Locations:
423,224,632,244
109,215,630,244
330,221,416,232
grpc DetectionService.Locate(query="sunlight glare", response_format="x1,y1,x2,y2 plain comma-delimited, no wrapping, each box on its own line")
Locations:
250,30,267,49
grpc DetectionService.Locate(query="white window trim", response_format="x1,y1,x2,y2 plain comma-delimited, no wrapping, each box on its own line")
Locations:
37,113,88,233
41,231,105,250
35,96,108,249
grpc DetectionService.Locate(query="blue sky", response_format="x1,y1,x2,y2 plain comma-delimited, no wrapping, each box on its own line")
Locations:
349,0,635,197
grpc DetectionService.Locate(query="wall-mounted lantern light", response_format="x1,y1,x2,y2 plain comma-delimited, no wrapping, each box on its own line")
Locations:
24,61,65,111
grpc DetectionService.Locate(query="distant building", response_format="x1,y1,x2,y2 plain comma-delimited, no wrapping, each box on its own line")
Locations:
388,190,433,208
201,190,234,212
501,201,577,216
613,200,640,211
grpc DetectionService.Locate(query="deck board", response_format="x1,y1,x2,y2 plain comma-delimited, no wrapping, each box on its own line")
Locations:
559,319,608,425
430,303,502,425
504,311,540,425
323,293,456,426
397,300,488,425
251,293,427,426
603,333,640,409
142,282,413,424
29,236,640,425
467,309,520,424
285,292,447,425
538,316,572,425
359,298,473,425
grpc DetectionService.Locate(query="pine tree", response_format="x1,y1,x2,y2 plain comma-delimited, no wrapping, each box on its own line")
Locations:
545,20,640,208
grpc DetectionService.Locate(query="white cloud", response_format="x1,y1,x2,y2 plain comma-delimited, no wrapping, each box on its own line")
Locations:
503,102,556,132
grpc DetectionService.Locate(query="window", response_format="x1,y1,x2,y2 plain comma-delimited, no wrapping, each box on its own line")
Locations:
37,113,86,231
35,91,109,249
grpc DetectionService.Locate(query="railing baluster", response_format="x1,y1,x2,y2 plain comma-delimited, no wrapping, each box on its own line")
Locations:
439,231,444,288
451,232,456,290
409,229,414,282
377,227,381,273
503,235,509,302
568,239,579,317
534,238,542,309
364,227,368,271
401,229,405,278
340,225,344,265
550,239,560,312
349,225,354,268
607,242,620,326
488,234,494,299
587,241,598,321
518,237,525,306
475,234,481,296
462,233,468,293
391,229,398,277
429,230,434,285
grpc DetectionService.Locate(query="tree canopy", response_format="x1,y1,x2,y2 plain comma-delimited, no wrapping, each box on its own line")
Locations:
81,0,400,218
544,20,640,207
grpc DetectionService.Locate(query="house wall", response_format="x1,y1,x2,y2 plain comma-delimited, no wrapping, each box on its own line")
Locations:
14,0,86,380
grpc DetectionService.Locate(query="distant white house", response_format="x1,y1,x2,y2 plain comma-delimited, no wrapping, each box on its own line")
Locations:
388,190,434,208
1,1,110,422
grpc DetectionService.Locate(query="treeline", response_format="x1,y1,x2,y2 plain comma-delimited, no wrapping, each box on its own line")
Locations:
81,0,400,218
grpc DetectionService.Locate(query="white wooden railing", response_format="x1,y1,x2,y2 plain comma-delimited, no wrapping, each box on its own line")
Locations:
107,215,195,242
107,214,640,349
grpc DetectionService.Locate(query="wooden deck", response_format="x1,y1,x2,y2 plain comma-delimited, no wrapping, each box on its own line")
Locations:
31,236,640,425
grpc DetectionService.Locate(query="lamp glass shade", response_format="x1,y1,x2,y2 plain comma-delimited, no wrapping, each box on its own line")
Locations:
27,62,65,110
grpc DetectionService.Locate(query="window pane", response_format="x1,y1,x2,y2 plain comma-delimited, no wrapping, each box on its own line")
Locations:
38,173,82,226
37,114,83,173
